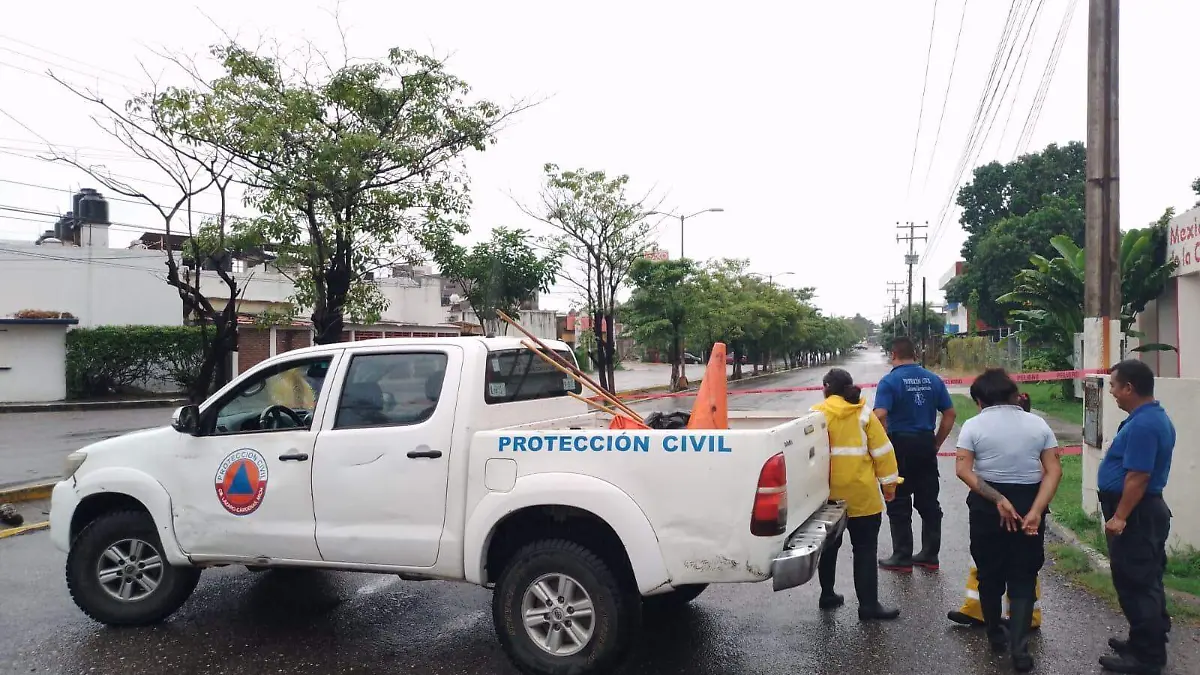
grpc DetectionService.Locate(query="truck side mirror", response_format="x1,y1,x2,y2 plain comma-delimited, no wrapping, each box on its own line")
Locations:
172,405,201,435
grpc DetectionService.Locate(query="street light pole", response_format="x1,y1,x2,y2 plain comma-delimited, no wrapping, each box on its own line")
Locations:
648,207,724,388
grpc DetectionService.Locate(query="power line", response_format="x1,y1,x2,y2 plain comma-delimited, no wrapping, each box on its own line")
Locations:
921,0,1041,270
906,0,940,197
1014,0,1081,158
995,0,1047,154
0,177,252,222
0,34,142,84
921,0,971,194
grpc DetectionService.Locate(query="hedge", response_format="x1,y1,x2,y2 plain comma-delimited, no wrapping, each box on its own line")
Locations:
66,326,207,399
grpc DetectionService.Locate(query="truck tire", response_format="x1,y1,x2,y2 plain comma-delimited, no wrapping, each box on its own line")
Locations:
66,510,201,626
493,539,640,675
641,583,708,611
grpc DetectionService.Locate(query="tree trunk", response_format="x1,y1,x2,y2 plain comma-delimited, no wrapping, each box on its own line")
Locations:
603,312,617,394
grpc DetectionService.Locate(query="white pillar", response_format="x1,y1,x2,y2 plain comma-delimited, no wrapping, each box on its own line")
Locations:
269,326,278,357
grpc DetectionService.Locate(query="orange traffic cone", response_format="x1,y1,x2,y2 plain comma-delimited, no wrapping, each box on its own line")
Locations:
609,415,650,430
686,343,729,430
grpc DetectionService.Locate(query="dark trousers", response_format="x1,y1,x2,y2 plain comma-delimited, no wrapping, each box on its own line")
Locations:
818,513,883,604
1100,492,1172,665
884,431,943,525
968,483,1045,616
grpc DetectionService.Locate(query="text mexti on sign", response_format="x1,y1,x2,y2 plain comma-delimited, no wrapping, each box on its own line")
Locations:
1167,205,1200,277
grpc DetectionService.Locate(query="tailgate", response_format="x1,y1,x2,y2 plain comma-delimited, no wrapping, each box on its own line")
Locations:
776,411,831,533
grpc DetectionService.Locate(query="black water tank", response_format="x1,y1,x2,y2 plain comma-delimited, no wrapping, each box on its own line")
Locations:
76,188,109,225
54,211,76,241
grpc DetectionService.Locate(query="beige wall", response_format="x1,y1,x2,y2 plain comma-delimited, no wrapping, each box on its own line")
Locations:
1082,375,1200,551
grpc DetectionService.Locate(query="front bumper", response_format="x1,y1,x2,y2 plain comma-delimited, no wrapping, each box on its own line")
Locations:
769,500,849,592
49,479,78,553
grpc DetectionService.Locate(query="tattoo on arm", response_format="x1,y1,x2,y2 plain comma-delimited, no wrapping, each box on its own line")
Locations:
974,480,1005,505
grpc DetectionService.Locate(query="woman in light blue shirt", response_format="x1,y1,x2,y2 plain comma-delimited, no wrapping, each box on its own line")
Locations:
955,368,1063,673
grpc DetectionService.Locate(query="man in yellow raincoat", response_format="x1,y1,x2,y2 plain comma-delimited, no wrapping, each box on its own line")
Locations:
811,368,902,621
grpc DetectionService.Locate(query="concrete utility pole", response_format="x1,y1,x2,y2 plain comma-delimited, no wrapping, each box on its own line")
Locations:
886,281,904,328
1084,0,1121,370
897,222,928,337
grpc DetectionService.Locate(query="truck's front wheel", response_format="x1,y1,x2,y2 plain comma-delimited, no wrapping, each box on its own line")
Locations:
66,510,201,626
493,539,640,675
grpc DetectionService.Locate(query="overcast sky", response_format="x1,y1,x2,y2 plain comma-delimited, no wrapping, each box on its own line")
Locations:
2,1,1198,322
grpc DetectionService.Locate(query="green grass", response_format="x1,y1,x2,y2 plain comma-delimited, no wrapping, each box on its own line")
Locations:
1022,382,1082,426
951,394,980,425
1048,543,1200,622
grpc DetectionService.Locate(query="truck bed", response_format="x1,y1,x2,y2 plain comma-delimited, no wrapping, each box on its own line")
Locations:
469,409,832,587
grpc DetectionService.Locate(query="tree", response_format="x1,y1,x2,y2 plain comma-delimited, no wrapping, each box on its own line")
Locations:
880,304,945,353
426,227,560,336
157,39,520,343
525,165,655,393
51,77,246,404
999,218,1179,368
847,313,876,342
948,142,1087,327
622,258,700,391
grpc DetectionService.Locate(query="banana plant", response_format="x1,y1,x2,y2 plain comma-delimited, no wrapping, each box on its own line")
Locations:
998,226,1179,355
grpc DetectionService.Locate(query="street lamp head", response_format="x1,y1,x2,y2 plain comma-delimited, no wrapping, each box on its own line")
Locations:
708,207,725,213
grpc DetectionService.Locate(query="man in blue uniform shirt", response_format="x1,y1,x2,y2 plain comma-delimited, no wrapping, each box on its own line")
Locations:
873,336,956,573
1097,360,1175,675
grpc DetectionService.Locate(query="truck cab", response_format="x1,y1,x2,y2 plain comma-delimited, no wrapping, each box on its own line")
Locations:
50,336,846,675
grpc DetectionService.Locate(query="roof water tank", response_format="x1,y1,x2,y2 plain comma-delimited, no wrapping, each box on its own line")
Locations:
54,211,76,241
76,188,109,225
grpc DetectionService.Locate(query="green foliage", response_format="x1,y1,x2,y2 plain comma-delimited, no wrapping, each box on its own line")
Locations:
531,164,655,392
427,227,560,334
66,326,207,399
999,221,1178,361
847,313,876,341
1022,350,1062,373
879,304,944,352
154,41,510,342
949,142,1087,326
622,259,700,390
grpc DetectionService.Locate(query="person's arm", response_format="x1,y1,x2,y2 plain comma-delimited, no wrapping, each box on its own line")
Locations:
873,379,893,426
865,412,899,502
1023,444,1063,535
934,381,956,449
954,429,1022,531
1105,425,1159,536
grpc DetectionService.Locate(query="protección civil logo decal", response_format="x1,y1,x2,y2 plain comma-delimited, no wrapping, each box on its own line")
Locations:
215,449,269,516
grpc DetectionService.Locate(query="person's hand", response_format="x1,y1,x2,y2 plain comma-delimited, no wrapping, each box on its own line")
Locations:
1105,516,1127,536
1021,508,1043,536
998,499,1023,532
882,483,897,503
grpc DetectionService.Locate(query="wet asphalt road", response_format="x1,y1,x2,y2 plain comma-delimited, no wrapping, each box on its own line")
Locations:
2,352,1197,675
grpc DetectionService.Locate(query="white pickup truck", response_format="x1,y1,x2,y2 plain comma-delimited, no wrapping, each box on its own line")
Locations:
50,336,845,675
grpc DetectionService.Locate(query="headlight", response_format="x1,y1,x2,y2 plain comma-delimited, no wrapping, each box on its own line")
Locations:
64,452,88,478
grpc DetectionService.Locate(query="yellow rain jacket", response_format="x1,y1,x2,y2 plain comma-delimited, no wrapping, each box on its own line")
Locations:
811,395,900,518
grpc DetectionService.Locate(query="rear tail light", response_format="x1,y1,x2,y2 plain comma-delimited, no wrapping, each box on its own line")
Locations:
751,452,788,536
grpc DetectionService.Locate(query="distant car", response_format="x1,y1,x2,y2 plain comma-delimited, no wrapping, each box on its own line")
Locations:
683,352,703,364
725,354,748,365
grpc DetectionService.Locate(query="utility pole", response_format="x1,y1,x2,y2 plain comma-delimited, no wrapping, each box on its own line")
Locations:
1085,0,1121,369
886,281,904,330
921,277,928,366
897,221,928,338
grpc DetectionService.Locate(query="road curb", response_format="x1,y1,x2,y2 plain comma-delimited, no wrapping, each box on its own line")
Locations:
0,398,185,414
0,480,56,503
0,521,49,540
1046,514,1110,571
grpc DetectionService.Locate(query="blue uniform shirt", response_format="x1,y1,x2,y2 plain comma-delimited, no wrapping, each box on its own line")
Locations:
1097,401,1175,495
873,363,953,434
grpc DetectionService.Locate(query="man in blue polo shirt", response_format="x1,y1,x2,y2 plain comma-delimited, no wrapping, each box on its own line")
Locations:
1097,360,1175,675
873,336,956,573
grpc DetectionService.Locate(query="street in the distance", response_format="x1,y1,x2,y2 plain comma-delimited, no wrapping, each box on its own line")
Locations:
2,352,1196,675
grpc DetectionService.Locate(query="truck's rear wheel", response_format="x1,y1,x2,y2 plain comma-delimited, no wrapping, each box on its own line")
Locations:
493,539,640,675
642,583,708,611
66,510,201,626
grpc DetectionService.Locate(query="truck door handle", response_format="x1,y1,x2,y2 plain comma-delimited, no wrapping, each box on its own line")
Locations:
407,450,443,459
278,452,310,462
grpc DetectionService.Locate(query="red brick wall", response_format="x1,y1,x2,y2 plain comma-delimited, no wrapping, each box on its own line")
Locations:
276,328,312,355
239,328,271,374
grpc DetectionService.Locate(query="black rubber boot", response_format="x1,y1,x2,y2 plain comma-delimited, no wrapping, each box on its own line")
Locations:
911,517,941,570
878,520,913,572
981,591,1008,654
1008,597,1036,672
855,544,899,621
817,544,844,610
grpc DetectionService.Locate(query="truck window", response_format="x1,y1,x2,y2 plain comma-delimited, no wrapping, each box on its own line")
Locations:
484,348,583,405
209,357,332,435
334,352,449,429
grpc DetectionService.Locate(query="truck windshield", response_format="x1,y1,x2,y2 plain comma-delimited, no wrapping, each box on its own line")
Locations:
484,348,583,404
